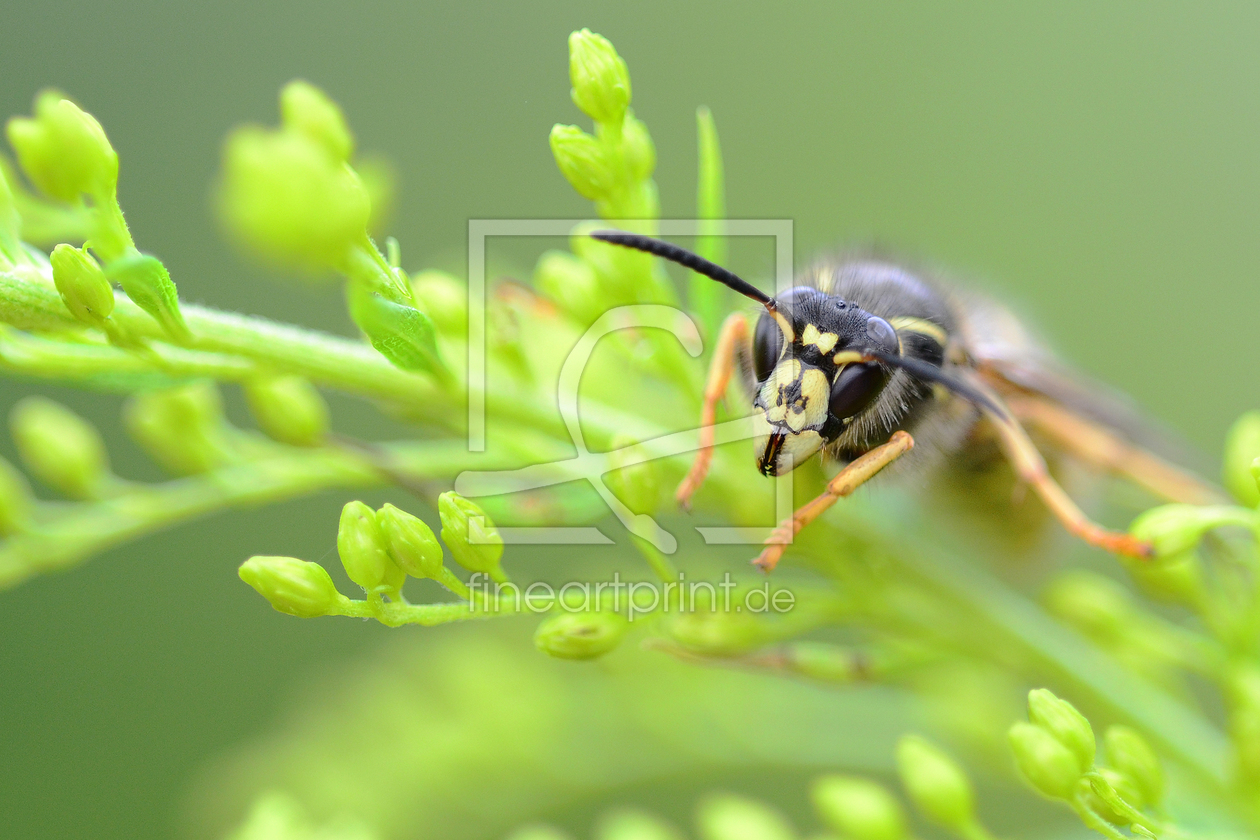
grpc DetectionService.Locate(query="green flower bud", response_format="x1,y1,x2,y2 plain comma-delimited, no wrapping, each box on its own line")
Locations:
568,29,631,125
50,244,114,327
104,251,189,341
534,611,628,660
1042,571,1133,645
0,455,33,536
10,396,108,499
1131,503,1254,557
218,124,370,272
124,381,229,475
664,609,763,656
337,501,397,592
279,80,354,163
1027,689,1095,774
533,249,605,324
1223,411,1260,507
596,809,684,840
347,285,442,374
377,503,444,580
243,374,329,447
410,269,467,335
605,434,659,516
6,92,118,201
239,555,341,618
438,491,504,579
550,124,614,200
695,794,795,840
894,735,975,831
1083,766,1145,825
1104,726,1163,806
621,112,656,181
810,775,906,840
1008,721,1082,800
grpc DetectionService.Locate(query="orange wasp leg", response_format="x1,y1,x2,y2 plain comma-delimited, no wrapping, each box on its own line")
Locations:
676,313,752,510
1004,393,1226,507
753,431,915,573
964,375,1154,560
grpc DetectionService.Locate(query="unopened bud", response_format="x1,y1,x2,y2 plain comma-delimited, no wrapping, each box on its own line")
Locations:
1223,411,1260,507
1083,766,1145,825
10,396,108,499
550,124,614,200
50,244,114,327
534,611,628,660
695,794,794,840
621,113,655,181
337,501,398,592
810,775,906,840
1028,689,1095,774
125,381,228,475
895,735,975,831
6,92,118,201
1042,571,1133,644
377,503,444,580
438,491,504,579
411,270,467,335
0,455,32,536
279,80,354,162
533,250,605,324
1131,503,1253,558
347,286,443,375
568,29,631,125
1008,721,1082,800
1104,726,1163,806
105,251,189,341
239,555,341,618
243,374,329,447
595,809,683,840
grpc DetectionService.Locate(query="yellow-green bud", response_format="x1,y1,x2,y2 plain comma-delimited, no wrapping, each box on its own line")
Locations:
243,374,329,447
105,251,189,341
533,250,604,325
218,125,370,272
1083,766,1145,825
895,735,975,831
568,29,631,125
238,555,341,618
1027,689,1095,774
438,491,504,578
411,269,467,335
50,244,114,327
347,286,442,374
595,809,683,840
0,455,33,536
377,503,444,580
605,434,659,516
1042,571,1133,644
1131,503,1254,558
124,382,228,475
279,80,354,163
695,794,794,840
1008,721,1082,800
810,775,906,840
664,609,763,657
534,611,628,660
550,124,614,200
10,396,108,499
621,113,656,181
337,501,397,592
1103,726,1163,806
6,92,118,201
1223,411,1260,507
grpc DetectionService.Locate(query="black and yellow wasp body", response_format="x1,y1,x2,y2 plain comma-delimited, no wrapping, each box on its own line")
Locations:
593,231,1217,570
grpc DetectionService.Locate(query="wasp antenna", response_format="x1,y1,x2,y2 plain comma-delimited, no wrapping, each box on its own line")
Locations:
591,230,774,308
869,350,1002,415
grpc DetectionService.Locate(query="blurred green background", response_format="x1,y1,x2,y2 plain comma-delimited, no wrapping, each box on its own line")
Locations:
2,2,1259,838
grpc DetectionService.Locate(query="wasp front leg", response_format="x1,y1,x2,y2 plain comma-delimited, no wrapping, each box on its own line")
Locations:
754,431,915,572
676,313,754,509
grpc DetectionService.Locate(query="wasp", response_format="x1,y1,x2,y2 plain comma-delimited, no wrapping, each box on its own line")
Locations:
593,231,1220,571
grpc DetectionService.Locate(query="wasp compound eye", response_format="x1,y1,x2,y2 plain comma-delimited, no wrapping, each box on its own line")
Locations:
752,310,783,382
829,362,889,421
865,316,899,356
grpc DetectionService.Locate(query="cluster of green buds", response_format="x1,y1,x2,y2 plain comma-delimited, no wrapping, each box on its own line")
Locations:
238,492,506,624
9,396,113,500
3,92,187,342
217,81,444,378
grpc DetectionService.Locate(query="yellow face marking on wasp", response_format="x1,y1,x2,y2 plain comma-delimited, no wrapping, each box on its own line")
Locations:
800,323,839,354
832,350,867,366
757,359,830,433
889,316,947,347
